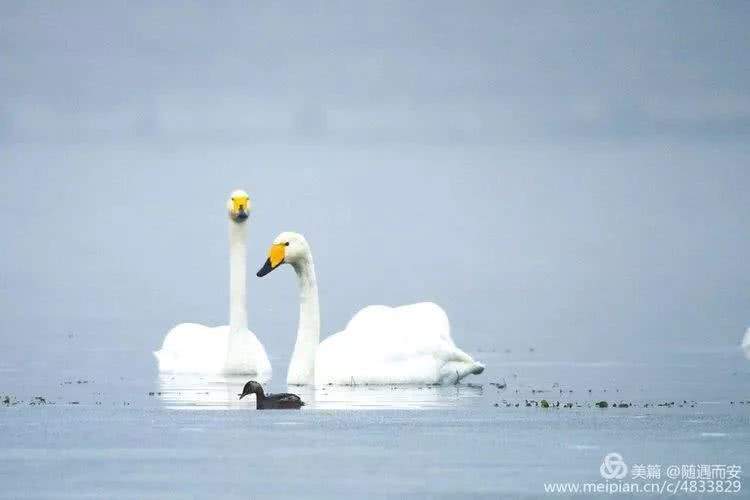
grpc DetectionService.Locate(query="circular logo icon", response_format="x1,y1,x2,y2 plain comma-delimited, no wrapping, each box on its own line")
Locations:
600,453,628,480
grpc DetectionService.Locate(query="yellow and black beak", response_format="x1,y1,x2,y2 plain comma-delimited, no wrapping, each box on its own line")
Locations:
231,196,250,222
257,243,286,277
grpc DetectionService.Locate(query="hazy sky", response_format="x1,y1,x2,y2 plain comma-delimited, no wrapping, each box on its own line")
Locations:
1,2,748,376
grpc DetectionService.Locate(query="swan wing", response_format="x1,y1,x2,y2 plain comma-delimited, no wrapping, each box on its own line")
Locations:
154,323,229,373
155,323,271,380
315,302,483,385
224,328,273,380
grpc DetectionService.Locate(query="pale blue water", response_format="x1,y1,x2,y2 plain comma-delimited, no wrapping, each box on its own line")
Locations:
1,347,748,499
3,2,750,497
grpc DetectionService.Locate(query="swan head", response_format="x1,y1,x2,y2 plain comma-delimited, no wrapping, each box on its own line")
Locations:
226,189,251,223
239,380,264,400
256,231,309,277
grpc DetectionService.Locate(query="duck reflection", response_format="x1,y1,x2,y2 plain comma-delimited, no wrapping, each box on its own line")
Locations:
157,374,483,410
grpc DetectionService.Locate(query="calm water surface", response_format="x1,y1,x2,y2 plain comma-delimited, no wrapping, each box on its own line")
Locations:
1,347,749,499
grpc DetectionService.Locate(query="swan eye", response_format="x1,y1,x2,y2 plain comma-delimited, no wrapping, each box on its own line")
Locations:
285,242,290,246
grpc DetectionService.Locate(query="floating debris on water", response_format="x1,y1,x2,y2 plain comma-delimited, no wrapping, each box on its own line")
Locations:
488,398,702,410
2,395,19,406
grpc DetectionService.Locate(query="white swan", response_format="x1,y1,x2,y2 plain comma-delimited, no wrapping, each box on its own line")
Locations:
154,190,272,379
742,328,750,360
255,232,484,386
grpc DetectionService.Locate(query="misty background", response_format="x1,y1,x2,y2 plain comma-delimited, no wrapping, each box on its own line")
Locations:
1,2,748,379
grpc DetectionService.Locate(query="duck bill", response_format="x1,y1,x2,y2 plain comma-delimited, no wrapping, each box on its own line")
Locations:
256,243,285,277
239,391,250,400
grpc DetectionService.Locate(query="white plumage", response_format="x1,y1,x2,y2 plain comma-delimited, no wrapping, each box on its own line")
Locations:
154,190,271,380
256,232,483,386
315,302,485,385
155,323,271,377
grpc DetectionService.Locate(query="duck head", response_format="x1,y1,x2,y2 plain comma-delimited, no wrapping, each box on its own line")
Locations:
239,380,264,400
227,189,251,223
257,231,309,277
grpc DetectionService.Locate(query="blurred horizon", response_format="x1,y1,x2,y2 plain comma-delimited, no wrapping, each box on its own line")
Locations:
3,2,750,146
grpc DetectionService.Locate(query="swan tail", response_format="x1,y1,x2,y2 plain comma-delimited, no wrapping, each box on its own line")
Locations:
444,346,484,379
470,361,485,375
456,360,484,381
441,359,485,384
440,346,484,384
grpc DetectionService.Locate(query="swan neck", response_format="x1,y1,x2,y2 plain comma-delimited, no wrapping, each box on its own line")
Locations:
228,220,248,332
288,252,320,385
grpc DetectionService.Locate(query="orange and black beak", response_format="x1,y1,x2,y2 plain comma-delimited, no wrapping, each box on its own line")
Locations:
257,243,285,277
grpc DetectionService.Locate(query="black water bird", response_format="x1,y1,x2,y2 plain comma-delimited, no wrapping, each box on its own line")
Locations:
239,381,305,410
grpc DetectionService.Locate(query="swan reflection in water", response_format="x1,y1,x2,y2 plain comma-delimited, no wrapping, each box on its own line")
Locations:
157,374,483,410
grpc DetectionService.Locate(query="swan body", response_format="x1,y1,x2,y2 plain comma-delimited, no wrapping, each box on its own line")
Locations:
154,190,272,380
256,232,483,386
155,323,271,376
315,302,485,385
